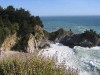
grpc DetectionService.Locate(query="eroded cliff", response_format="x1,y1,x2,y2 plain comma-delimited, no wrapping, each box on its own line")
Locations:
0,33,17,51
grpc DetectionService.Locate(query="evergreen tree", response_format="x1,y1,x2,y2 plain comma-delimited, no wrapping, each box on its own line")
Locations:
0,16,4,27
0,5,44,47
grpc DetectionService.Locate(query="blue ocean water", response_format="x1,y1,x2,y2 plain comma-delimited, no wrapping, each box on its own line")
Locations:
41,16,100,33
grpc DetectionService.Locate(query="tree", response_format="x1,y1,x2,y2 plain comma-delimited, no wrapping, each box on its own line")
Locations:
0,16,4,27
0,6,3,14
6,6,15,12
35,16,43,27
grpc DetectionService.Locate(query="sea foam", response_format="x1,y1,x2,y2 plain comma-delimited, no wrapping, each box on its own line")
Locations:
39,43,100,75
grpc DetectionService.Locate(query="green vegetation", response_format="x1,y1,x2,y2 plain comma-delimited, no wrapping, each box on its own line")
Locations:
11,34,29,52
0,6,43,48
83,29,97,37
0,55,78,75
80,29,98,42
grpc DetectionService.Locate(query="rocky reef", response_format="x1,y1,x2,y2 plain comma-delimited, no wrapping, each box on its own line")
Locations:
60,29,100,48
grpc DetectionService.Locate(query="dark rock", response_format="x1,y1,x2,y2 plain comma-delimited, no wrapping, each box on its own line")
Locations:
60,35,79,48
49,28,74,43
80,40,93,47
60,30,100,48
95,39,100,46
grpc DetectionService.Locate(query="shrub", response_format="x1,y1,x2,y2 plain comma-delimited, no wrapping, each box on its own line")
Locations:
0,55,78,75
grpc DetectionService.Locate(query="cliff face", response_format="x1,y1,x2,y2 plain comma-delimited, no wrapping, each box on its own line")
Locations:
0,33,17,51
27,25,46,53
0,25,46,53
0,25,74,53
27,34,38,53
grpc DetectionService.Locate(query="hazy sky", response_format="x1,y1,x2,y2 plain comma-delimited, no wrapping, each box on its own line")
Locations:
0,0,100,16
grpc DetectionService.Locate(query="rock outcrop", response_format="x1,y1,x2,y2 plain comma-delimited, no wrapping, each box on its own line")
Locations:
11,25,51,53
27,27,50,53
0,33,17,51
27,34,37,53
60,30,100,48
49,28,74,43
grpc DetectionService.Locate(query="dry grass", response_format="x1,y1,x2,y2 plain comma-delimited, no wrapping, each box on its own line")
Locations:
0,52,78,75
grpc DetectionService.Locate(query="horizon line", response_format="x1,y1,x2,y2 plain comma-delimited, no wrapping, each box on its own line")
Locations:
40,15,100,17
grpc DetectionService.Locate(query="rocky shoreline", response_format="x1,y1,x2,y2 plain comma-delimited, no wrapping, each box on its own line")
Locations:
60,29,100,48
44,28,100,48
0,6,100,53
1,26,100,53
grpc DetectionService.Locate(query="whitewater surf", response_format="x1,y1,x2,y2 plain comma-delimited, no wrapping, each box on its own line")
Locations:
39,43,100,75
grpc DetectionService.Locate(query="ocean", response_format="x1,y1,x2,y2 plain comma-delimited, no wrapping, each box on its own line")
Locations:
40,16,100,75
41,16,100,33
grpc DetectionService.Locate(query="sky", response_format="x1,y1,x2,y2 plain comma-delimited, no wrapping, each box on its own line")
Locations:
0,0,100,16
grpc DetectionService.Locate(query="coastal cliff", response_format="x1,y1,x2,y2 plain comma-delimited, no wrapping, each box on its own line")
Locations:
0,6,100,53
0,33,17,51
0,6,47,53
0,25,49,53
0,5,70,53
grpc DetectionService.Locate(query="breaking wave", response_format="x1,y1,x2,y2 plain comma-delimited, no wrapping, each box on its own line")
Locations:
39,43,100,75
